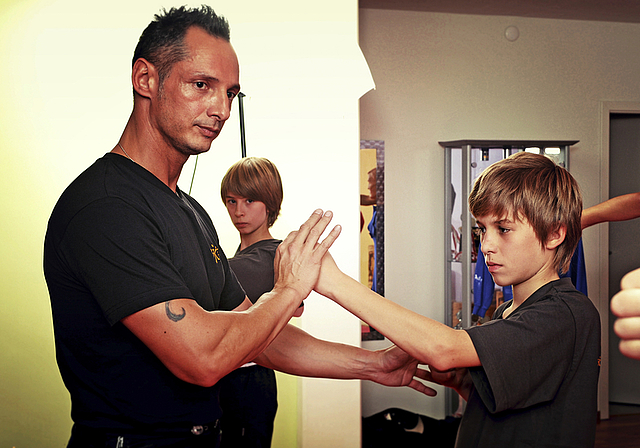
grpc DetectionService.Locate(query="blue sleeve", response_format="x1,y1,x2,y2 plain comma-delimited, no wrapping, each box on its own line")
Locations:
560,238,588,296
473,241,496,317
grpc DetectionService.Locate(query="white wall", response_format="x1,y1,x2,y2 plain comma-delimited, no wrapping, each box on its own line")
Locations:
0,1,367,447
359,8,640,419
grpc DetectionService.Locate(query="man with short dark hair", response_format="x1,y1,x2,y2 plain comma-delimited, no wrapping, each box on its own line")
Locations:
44,6,429,447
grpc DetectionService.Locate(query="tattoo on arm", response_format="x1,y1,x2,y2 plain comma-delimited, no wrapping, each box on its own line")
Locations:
165,301,186,322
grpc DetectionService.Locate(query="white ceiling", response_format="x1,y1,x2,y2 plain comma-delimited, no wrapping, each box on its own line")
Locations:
359,0,640,24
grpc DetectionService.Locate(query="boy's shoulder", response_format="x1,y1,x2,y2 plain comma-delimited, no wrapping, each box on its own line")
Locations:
549,278,600,324
545,277,597,310
495,278,598,321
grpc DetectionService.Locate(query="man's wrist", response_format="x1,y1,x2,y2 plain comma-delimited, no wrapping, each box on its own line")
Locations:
350,348,382,382
271,283,308,309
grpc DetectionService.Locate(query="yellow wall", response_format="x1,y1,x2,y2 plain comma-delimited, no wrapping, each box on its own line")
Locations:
273,371,298,447
0,1,364,446
1,2,73,445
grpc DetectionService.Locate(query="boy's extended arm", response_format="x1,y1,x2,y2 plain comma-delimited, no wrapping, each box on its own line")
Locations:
315,253,481,372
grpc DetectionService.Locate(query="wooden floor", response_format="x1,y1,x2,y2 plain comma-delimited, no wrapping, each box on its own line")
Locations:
595,413,640,448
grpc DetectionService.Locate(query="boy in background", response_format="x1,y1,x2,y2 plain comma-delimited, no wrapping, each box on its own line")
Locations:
219,157,295,448
316,151,601,447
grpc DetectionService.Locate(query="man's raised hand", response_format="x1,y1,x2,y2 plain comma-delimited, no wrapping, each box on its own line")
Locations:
274,209,341,302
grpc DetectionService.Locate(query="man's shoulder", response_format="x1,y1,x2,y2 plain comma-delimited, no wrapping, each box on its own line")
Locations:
48,155,112,225
54,153,178,216
47,153,186,245
55,153,130,206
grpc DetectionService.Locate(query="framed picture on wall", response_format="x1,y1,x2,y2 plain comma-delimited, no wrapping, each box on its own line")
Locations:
360,140,385,341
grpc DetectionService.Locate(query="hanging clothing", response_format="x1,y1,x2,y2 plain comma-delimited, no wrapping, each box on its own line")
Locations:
473,241,511,319
559,238,588,296
368,206,378,293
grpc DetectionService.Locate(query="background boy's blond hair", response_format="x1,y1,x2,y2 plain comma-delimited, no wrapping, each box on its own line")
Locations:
220,157,284,228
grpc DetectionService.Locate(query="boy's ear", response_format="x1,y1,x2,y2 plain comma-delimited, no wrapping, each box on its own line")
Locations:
546,223,567,250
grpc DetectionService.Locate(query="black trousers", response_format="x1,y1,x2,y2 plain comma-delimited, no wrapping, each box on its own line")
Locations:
218,365,277,448
68,422,221,448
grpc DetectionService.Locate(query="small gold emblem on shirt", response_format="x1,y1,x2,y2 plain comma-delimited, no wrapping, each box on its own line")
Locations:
210,244,220,263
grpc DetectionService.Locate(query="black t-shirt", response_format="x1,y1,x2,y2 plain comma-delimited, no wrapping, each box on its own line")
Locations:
228,239,281,304
44,153,245,430
458,278,601,447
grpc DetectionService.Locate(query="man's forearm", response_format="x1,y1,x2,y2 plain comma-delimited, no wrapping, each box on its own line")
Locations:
256,324,379,381
257,320,439,396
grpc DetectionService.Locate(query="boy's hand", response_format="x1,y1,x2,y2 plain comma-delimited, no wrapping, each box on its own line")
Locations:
273,210,342,303
415,365,472,401
611,267,640,360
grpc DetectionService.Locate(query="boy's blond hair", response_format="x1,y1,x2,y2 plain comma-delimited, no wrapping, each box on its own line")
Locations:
468,151,582,274
220,157,283,228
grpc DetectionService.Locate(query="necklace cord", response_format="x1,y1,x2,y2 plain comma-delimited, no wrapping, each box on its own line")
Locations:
117,142,133,161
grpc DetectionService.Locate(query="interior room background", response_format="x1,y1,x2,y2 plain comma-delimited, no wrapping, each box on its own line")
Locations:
3,0,640,446
358,6,640,425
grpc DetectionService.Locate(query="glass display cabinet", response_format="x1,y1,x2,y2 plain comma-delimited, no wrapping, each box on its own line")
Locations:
441,140,577,331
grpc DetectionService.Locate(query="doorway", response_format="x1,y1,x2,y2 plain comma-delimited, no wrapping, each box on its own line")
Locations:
609,113,640,415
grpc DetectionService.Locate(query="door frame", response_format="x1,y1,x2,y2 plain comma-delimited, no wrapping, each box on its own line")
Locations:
598,101,640,419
